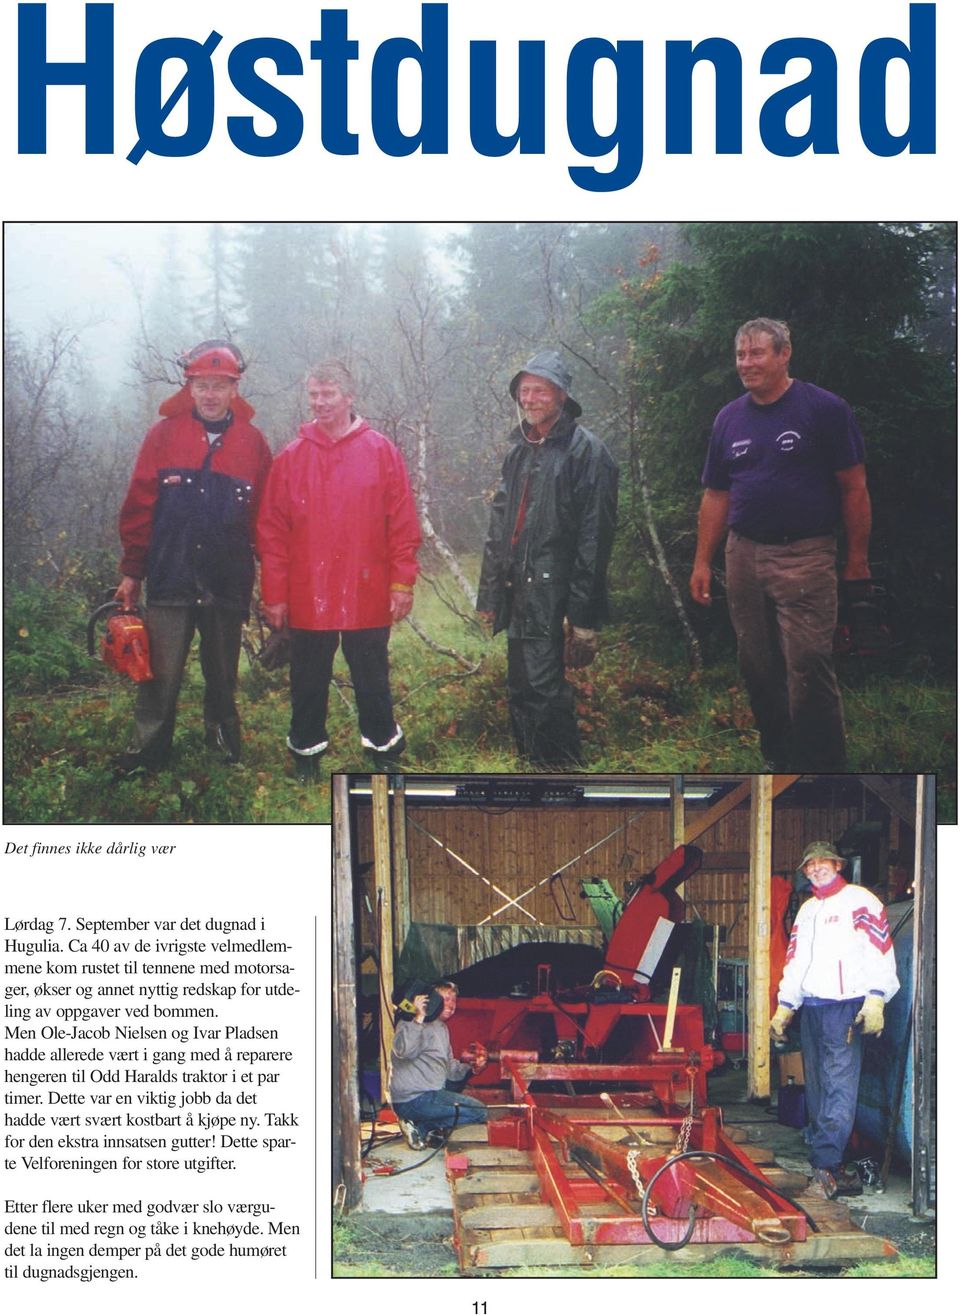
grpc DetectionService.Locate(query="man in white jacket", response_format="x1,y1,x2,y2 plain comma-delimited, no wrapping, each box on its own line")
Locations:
770,841,899,1200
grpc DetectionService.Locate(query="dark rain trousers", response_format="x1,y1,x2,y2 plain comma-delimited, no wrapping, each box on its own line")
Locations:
288,628,399,755
506,636,582,767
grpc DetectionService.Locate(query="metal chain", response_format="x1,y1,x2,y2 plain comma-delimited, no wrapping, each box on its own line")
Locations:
673,1066,697,1155
626,1147,645,1198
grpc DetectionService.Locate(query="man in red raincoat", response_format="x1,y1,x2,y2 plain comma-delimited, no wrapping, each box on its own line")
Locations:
257,362,421,777
116,340,272,773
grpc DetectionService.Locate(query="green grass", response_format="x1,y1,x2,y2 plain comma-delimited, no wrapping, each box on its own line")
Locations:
843,1255,935,1278
332,1217,459,1277
3,565,956,824
331,1216,931,1278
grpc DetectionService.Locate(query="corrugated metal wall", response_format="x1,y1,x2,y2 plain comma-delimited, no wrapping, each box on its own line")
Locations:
355,797,866,961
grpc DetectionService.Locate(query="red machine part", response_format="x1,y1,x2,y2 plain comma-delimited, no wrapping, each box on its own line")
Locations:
447,845,711,1095
447,994,715,1104
603,844,703,996
483,1052,806,1250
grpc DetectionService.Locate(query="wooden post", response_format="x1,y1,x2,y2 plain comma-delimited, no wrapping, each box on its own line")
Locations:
332,774,362,1211
911,774,935,1216
747,775,773,1100
372,774,396,1101
670,776,686,904
391,774,411,959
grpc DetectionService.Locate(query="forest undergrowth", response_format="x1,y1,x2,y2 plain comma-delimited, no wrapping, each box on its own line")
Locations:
4,575,955,826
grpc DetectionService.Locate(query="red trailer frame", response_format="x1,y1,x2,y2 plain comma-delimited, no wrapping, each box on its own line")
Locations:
449,1050,808,1250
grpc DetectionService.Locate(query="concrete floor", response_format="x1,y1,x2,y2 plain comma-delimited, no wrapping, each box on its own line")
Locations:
360,1127,455,1215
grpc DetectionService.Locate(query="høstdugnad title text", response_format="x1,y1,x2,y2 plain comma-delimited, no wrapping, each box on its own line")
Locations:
17,2,937,192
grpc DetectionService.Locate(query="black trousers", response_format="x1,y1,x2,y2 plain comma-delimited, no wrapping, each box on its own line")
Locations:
288,627,400,754
130,604,243,764
506,636,583,767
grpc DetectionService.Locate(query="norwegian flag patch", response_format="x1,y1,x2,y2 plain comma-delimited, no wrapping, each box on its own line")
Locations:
852,905,893,953
785,927,798,963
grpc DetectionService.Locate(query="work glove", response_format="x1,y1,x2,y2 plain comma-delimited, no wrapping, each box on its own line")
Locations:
769,1004,795,1041
564,625,597,669
854,994,885,1037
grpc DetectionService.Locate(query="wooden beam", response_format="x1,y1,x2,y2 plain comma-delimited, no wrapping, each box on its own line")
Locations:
685,779,751,844
391,774,411,958
747,775,774,1100
332,774,362,1211
685,775,799,845
670,776,685,849
858,774,916,826
372,775,396,1101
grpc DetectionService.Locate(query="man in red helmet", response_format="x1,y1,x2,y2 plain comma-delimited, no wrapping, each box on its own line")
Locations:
115,341,272,773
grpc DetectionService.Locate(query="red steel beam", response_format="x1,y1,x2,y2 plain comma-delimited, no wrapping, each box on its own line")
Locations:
499,1053,805,1248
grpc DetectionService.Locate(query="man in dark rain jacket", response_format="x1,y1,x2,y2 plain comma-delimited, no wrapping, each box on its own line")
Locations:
477,350,618,767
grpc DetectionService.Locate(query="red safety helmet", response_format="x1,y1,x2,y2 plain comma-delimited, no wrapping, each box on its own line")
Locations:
178,339,246,380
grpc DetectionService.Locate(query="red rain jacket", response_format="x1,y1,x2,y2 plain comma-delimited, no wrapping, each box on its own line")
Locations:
257,419,421,630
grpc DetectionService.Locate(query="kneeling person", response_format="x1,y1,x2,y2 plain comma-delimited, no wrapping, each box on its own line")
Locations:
390,980,488,1149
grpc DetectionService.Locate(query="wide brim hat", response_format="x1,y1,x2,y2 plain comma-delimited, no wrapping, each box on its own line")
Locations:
509,349,582,418
798,840,845,867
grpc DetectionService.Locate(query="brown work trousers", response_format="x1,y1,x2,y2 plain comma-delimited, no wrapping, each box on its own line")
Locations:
724,531,846,771
128,604,244,765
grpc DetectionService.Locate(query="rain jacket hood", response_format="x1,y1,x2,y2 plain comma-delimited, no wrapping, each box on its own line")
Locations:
509,349,582,419
158,383,256,423
257,418,421,631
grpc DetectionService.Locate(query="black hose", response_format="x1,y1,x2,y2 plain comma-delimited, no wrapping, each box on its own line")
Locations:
360,1095,404,1159
639,1149,820,1251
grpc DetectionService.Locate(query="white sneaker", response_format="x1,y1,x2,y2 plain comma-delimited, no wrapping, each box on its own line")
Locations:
398,1118,424,1150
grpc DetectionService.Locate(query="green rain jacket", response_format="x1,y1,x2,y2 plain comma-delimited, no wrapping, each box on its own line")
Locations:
477,411,618,639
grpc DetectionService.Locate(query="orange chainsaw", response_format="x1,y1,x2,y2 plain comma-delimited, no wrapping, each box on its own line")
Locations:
87,601,154,682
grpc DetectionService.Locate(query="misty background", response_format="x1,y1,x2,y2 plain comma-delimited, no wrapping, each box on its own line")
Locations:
5,221,955,640
4,220,956,821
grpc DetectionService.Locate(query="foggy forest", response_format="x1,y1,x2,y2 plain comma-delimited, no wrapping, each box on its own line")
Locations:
3,221,957,823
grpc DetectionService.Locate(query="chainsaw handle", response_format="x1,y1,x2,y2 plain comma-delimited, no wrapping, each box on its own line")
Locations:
86,601,145,655
87,601,120,655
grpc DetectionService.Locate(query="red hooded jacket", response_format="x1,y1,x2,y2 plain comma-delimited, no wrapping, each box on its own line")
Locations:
257,419,421,630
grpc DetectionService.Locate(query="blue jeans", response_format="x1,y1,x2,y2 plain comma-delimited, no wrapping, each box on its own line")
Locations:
799,999,864,1170
392,1086,488,1138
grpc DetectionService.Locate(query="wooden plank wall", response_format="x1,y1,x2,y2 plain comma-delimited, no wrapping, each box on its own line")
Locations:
354,796,868,960
405,807,673,927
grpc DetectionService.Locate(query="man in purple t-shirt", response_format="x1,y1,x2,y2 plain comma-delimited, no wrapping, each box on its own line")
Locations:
689,318,872,770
